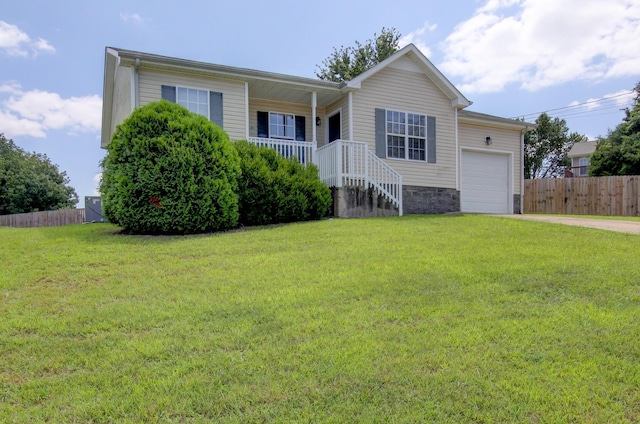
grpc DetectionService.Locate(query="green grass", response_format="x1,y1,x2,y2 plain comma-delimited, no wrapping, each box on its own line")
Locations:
1,215,639,422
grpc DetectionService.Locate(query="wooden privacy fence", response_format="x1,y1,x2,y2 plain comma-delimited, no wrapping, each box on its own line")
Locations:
524,176,640,216
0,208,86,228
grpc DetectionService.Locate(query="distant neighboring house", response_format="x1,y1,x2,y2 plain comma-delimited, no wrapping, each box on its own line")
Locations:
101,44,534,217
567,141,598,177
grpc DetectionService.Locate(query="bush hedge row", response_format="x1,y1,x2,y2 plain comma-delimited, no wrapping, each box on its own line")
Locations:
100,101,331,235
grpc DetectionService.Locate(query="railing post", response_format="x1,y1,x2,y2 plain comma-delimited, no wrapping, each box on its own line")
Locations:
312,140,318,166
364,146,369,189
398,175,403,216
336,140,343,188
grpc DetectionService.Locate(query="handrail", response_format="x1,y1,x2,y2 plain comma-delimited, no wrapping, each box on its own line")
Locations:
245,138,403,215
316,140,403,215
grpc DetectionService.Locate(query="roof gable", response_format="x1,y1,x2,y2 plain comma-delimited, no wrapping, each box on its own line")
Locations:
568,141,598,157
346,44,471,108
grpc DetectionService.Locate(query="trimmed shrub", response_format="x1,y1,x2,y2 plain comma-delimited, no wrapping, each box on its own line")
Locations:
100,100,240,234
235,140,332,226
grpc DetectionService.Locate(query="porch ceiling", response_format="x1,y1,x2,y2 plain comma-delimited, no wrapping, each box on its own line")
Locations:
247,80,345,107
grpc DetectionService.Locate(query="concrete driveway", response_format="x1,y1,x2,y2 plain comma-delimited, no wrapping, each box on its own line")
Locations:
494,214,640,235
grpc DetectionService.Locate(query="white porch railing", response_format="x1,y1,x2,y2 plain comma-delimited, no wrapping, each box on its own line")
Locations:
315,140,403,215
246,137,313,165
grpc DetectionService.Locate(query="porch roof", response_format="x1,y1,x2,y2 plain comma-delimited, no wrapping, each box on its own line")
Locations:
110,47,349,107
458,110,535,130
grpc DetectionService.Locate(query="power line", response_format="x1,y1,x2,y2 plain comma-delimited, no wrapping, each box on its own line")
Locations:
512,90,634,121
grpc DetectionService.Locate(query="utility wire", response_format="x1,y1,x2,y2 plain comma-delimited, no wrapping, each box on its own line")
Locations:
512,90,634,121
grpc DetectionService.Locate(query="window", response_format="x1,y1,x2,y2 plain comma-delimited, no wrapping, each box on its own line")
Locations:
161,85,223,128
578,157,590,176
177,87,209,117
386,110,426,161
269,112,295,139
407,113,426,161
257,111,305,141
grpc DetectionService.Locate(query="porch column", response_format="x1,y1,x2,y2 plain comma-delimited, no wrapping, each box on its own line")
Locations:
312,91,317,151
245,82,250,139
348,91,353,141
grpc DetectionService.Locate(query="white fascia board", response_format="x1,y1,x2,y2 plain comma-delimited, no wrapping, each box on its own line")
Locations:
101,48,120,148
346,44,471,108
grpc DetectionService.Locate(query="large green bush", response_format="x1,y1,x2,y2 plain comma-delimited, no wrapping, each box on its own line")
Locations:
100,101,240,234
235,140,331,226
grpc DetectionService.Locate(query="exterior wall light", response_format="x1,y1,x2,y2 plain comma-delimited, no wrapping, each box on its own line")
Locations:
485,136,492,145
316,117,321,126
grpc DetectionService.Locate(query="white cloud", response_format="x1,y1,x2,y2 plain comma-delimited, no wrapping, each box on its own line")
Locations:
0,83,101,138
120,13,145,25
399,21,438,57
569,89,635,111
440,0,640,93
0,21,56,57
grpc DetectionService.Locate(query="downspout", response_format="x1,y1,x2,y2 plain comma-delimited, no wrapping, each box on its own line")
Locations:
520,127,527,214
133,58,140,110
455,108,459,191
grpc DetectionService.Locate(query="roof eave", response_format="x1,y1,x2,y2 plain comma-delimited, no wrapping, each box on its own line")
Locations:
347,44,472,108
458,110,536,131
111,47,343,92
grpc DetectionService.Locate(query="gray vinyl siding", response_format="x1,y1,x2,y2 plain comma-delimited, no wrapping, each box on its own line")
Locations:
138,68,246,140
351,66,457,188
458,123,522,195
249,99,325,142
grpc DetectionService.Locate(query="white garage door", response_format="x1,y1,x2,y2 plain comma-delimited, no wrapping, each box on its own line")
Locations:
461,150,510,213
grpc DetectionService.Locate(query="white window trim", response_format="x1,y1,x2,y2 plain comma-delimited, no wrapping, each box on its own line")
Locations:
578,157,590,176
268,111,296,140
176,86,210,119
385,109,427,162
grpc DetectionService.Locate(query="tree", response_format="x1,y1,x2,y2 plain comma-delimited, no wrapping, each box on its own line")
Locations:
100,101,241,235
315,27,401,82
524,113,587,179
590,82,640,176
0,134,78,215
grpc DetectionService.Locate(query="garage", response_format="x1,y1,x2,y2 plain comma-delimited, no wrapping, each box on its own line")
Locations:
461,150,511,214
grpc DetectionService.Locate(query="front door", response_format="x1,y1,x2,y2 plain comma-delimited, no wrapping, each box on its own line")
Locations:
328,112,341,143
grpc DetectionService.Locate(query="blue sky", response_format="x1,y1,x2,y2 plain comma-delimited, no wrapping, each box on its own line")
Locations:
2,0,639,206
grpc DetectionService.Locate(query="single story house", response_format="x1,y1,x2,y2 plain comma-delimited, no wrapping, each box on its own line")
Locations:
101,44,534,217
567,141,598,177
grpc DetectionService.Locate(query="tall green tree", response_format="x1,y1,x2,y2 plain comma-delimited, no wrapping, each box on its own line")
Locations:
590,82,640,176
524,113,587,179
315,27,401,82
0,134,78,215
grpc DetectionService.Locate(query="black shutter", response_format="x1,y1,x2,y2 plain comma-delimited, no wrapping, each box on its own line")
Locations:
295,116,305,141
375,108,386,158
257,111,268,138
427,116,436,163
209,92,223,128
161,85,176,102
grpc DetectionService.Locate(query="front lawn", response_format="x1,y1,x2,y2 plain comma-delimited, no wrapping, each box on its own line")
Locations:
1,215,639,422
